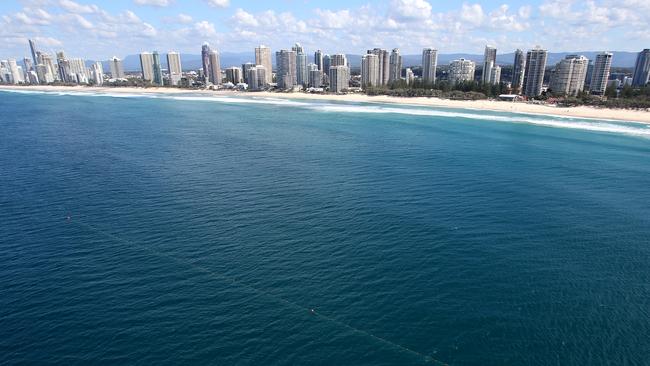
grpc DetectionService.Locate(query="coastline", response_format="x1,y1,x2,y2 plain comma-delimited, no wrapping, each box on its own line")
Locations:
2,84,650,124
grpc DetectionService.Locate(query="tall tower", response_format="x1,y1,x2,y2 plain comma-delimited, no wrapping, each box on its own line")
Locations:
421,48,438,85
388,48,402,83
589,52,612,95
28,39,38,68
314,50,324,71
549,55,589,96
512,49,526,93
276,49,297,89
255,45,273,84
293,43,308,86
368,48,389,86
361,53,380,88
139,52,154,82
482,46,497,84
152,51,163,86
523,47,548,97
167,52,183,86
632,49,650,87
208,49,221,85
110,57,125,79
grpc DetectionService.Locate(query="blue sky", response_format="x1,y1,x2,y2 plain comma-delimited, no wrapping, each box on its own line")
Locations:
2,0,649,60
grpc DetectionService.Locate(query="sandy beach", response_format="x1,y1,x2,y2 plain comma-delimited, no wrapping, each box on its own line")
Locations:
2,84,650,124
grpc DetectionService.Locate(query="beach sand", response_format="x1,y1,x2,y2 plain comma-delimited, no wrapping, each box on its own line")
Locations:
2,84,650,124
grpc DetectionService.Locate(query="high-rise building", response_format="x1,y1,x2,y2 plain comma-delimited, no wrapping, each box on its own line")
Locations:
90,62,103,85
152,51,163,86
308,63,321,88
110,57,125,79
632,49,650,87
140,52,155,82
242,62,255,84
23,58,34,74
389,48,402,83
368,48,390,86
201,43,211,83
523,47,548,97
405,68,415,85
590,52,612,95
294,43,308,86
35,64,54,84
482,46,497,84
56,51,71,83
225,66,242,84
69,58,88,83
323,54,331,74
549,54,588,96
8,59,23,84
421,48,438,85
314,50,324,71
448,58,476,85
255,45,273,84
512,49,526,93
361,53,380,88
276,49,297,89
489,65,501,85
166,52,182,86
38,53,57,81
330,54,347,67
28,39,38,67
247,65,267,91
329,65,348,93
209,51,222,85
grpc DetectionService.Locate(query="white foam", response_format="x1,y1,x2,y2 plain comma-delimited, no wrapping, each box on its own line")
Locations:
3,88,648,138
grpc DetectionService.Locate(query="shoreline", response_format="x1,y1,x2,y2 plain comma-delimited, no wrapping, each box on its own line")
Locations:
2,84,650,124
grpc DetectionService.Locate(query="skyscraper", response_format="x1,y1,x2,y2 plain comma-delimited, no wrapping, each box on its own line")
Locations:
314,50,324,71
255,45,273,84
28,39,38,67
405,68,415,85
421,48,438,85
308,63,321,88
482,46,497,84
590,52,612,95
201,43,211,83
225,66,242,84
110,57,125,79
8,59,23,84
329,65,348,93
368,48,390,86
140,52,154,82
293,43,308,86
512,49,526,93
90,62,103,85
632,49,650,87
549,55,589,96
388,48,402,83
489,65,502,85
448,58,476,85
242,62,255,84
208,50,221,85
152,51,163,86
56,51,71,83
167,52,182,86
361,53,380,88
276,49,297,89
523,47,548,97
69,58,87,83
330,54,347,67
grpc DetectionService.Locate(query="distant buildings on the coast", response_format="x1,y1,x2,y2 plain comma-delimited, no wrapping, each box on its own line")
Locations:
1,38,650,97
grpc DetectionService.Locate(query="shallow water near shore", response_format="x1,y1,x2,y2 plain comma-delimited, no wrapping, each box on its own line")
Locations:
1,90,649,365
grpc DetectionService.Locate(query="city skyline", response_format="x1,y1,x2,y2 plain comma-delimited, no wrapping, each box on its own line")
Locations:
2,0,650,60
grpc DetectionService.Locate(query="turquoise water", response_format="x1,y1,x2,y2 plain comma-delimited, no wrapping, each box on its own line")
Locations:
1,90,649,365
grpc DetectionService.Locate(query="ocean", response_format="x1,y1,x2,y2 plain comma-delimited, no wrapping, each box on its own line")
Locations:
1,90,649,365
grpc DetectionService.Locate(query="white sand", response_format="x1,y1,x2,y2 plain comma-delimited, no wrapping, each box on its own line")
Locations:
2,84,650,124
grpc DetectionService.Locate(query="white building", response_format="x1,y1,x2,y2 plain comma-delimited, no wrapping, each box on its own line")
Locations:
255,45,273,85
361,53,380,88
276,49,297,89
448,58,476,85
90,62,103,85
549,54,588,96
405,68,415,85
589,52,612,96
389,48,402,83
225,66,242,84
421,48,438,85
110,57,125,79
140,52,154,82
482,45,497,84
167,52,182,86
523,46,548,97
329,65,349,93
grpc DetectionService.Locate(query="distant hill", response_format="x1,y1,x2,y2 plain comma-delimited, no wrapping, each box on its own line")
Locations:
90,51,639,72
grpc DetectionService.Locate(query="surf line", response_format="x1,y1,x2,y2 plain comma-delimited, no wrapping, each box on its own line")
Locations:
69,216,448,366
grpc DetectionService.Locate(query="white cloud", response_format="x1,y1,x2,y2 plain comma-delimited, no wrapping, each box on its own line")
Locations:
232,8,258,27
390,0,432,20
134,0,172,6
460,3,484,26
59,0,99,14
194,20,218,38
206,0,229,8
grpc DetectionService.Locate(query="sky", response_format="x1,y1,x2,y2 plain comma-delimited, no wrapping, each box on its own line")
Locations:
1,0,649,60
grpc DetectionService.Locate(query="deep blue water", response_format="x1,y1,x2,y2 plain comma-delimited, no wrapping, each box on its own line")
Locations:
1,90,650,365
